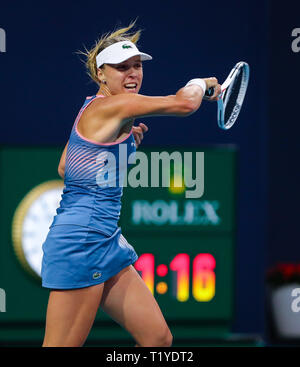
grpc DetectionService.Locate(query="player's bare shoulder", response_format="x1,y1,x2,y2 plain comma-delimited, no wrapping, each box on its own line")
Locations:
85,94,133,122
77,95,130,142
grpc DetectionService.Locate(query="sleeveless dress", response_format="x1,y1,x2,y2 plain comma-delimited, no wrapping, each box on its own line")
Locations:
41,95,138,289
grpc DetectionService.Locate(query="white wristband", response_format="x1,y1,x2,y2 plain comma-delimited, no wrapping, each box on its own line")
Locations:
185,78,207,94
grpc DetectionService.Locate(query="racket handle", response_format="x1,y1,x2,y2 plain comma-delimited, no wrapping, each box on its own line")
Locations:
205,87,214,97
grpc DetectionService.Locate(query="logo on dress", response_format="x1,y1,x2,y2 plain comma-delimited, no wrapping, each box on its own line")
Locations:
93,272,102,280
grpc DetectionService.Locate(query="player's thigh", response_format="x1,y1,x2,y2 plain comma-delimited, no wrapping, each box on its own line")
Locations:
100,266,172,346
43,283,104,347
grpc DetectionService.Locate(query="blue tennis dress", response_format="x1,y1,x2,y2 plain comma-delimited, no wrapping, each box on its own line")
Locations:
41,95,138,289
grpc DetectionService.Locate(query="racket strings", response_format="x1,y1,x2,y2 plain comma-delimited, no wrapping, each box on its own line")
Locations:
224,69,243,124
218,62,249,130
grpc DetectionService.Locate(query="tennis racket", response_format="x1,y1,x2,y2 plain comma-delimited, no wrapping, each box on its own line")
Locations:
205,61,250,130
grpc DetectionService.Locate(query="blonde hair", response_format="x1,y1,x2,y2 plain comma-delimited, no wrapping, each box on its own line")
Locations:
80,20,142,86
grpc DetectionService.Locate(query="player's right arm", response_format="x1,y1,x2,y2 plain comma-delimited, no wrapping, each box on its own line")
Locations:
93,77,220,125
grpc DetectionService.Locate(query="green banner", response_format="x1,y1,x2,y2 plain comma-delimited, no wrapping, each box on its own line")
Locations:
0,145,237,344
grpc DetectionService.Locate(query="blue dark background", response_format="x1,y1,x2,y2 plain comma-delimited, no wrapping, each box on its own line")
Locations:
0,0,299,340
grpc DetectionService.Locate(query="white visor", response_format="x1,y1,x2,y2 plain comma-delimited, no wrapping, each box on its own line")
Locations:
96,41,152,68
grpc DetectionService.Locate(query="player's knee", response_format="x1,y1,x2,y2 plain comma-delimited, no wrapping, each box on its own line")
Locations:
42,334,86,347
145,327,173,347
162,328,173,347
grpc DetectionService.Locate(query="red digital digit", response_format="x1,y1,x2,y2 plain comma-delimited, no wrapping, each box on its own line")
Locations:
134,253,155,294
192,254,216,301
170,253,190,302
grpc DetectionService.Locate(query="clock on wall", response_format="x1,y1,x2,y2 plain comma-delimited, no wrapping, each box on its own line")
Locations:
11,180,64,280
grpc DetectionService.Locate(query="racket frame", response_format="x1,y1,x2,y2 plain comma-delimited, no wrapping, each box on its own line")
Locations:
217,61,250,130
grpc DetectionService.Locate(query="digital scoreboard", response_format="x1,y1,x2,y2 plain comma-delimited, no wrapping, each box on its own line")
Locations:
119,147,236,323
0,145,237,344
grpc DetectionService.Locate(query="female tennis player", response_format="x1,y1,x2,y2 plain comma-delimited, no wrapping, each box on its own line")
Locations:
41,21,221,347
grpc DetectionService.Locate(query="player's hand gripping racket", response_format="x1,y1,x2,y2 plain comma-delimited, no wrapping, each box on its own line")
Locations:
205,61,250,130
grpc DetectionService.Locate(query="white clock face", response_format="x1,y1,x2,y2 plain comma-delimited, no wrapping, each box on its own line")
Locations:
12,181,64,278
